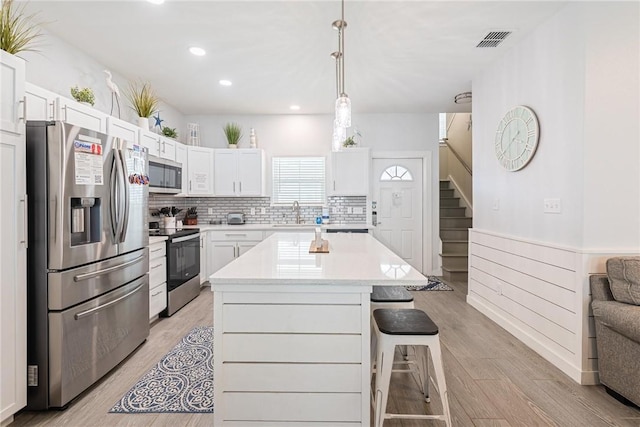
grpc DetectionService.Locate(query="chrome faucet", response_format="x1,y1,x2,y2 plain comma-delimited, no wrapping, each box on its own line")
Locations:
292,201,301,224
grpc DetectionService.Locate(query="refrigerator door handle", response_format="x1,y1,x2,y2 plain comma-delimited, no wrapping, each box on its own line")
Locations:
109,151,119,241
118,148,130,243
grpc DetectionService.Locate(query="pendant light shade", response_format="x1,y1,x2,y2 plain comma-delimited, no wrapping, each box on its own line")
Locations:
332,119,347,151
335,95,351,128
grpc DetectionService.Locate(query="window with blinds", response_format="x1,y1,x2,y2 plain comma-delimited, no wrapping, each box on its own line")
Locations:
272,157,326,205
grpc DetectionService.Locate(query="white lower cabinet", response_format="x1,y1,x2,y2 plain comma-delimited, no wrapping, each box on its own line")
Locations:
209,230,263,274
199,231,210,284
148,241,167,321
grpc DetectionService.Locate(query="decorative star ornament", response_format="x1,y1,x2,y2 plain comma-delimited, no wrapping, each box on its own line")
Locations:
153,113,164,129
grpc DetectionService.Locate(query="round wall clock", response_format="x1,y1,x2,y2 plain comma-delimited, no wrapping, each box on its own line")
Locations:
494,105,539,171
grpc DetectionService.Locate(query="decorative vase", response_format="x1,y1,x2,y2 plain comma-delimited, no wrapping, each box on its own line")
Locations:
228,144,238,149
138,117,150,130
249,128,257,148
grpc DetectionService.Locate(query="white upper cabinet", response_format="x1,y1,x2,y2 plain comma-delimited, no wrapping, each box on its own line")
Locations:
175,142,189,196
106,116,139,147
139,129,161,157
55,96,108,133
214,149,264,197
329,148,370,196
159,136,176,161
23,83,108,133
187,146,215,196
24,83,55,122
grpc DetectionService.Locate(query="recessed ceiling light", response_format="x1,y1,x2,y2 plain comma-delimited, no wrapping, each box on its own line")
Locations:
290,105,301,111
219,80,232,87
147,0,164,4
189,47,206,56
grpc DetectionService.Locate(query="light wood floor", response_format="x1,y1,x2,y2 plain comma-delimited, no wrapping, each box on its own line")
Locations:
11,281,640,427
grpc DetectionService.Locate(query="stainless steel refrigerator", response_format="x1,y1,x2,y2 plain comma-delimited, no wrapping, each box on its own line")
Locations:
25,121,150,409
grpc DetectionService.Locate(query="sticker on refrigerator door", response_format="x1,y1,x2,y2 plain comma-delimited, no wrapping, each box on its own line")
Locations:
74,139,104,185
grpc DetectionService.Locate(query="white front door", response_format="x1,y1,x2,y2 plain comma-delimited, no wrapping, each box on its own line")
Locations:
372,158,423,272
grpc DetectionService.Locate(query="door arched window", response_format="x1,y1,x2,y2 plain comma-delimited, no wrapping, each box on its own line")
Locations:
380,165,413,181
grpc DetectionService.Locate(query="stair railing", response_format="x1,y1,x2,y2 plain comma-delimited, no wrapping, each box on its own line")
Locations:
442,138,472,176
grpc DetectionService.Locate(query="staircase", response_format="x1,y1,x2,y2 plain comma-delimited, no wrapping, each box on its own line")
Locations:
439,180,472,282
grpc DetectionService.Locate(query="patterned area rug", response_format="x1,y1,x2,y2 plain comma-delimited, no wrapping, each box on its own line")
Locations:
110,326,213,413
405,275,453,291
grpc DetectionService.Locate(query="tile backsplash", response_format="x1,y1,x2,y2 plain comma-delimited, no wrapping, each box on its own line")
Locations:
149,195,367,225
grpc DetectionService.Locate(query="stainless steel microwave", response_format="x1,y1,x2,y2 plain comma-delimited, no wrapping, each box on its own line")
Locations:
148,156,182,194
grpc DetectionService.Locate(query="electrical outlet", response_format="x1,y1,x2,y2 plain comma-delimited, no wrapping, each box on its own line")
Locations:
332,207,337,214
353,207,363,214
543,198,562,214
250,208,256,215
208,208,213,215
261,207,266,215
347,207,353,214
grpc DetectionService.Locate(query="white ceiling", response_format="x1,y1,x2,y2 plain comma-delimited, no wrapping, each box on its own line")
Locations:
24,1,567,116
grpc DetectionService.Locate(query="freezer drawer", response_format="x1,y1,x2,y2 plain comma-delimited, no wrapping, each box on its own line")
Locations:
47,277,149,408
48,248,148,310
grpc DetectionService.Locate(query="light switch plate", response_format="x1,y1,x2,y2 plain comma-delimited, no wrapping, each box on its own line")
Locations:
353,207,363,214
492,199,500,211
261,207,266,215
208,208,213,215
347,207,353,214
544,198,562,214
250,208,256,215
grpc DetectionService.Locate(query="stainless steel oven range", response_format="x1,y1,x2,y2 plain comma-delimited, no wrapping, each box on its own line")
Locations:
149,228,201,316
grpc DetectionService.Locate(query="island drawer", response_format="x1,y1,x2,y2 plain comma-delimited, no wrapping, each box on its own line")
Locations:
222,392,361,422
222,363,361,392
222,304,361,333
222,292,362,305
222,334,361,363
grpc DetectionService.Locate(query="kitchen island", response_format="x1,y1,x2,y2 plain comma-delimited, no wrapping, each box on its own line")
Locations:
210,231,427,426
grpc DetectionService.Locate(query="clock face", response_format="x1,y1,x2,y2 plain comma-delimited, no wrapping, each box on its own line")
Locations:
495,106,539,171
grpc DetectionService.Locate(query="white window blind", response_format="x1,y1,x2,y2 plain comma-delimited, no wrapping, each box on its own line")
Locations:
272,157,325,205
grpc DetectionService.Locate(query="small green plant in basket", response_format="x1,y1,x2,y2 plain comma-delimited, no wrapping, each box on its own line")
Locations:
70,86,95,106
162,126,177,139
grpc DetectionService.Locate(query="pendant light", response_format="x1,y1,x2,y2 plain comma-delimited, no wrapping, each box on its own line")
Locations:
332,0,351,128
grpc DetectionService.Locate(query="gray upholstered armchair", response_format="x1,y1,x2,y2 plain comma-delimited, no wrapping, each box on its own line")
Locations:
590,256,640,407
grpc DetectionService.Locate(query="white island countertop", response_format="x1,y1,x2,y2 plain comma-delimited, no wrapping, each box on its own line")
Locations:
210,231,426,286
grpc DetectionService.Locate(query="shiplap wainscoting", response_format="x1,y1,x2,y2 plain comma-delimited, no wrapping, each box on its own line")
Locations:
467,229,639,385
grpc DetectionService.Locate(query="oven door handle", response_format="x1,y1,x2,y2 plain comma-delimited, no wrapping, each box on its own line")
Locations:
171,233,200,243
74,283,145,320
73,255,146,282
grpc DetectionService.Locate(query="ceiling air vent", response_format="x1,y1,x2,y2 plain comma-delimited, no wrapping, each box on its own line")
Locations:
476,31,512,48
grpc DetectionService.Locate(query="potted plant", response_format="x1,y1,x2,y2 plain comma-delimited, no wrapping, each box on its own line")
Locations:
124,80,159,130
161,126,177,139
0,0,43,55
342,135,356,148
70,86,95,106
223,122,242,148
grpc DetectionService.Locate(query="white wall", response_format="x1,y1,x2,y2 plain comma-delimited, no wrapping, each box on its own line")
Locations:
469,1,640,383
186,112,441,273
19,29,186,141
473,2,586,246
